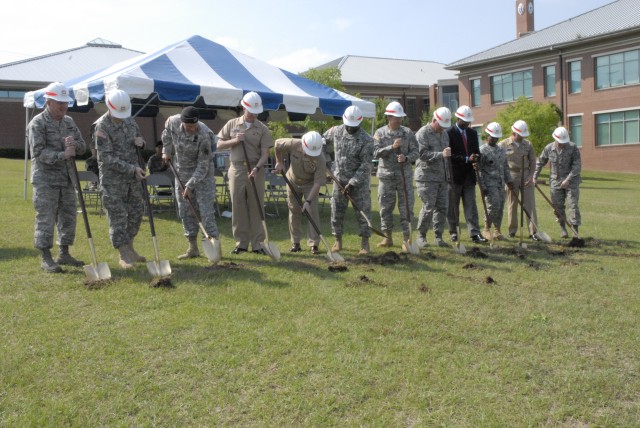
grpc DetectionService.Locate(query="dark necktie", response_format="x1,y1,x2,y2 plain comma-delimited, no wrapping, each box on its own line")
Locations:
461,131,469,155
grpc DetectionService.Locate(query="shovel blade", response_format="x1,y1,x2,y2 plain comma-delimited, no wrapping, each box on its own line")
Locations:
84,262,111,281
202,237,221,263
458,243,467,255
326,251,344,263
538,231,553,243
83,265,100,282
264,241,281,261
147,259,172,277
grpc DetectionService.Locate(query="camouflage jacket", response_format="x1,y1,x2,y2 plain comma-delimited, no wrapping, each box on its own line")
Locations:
414,123,449,183
323,125,373,187
28,109,86,186
373,125,419,179
162,115,216,189
534,142,582,188
95,113,143,185
479,143,512,188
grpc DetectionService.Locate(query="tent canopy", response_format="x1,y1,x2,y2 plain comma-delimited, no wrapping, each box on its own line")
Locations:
23,35,375,119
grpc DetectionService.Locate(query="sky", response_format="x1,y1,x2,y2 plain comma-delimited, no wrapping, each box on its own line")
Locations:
0,0,616,73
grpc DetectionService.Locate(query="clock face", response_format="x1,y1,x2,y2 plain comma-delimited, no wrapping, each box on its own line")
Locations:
518,2,525,15
528,1,534,14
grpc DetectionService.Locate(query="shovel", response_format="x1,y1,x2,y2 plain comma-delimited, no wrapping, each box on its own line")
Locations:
166,160,221,263
514,192,552,244
326,169,385,238
535,183,580,238
445,157,467,255
474,167,495,249
398,161,419,255
279,171,344,263
137,147,172,277
239,141,280,261
518,157,528,249
68,159,111,281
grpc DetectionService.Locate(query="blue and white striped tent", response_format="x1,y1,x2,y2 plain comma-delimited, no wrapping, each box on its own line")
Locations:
24,35,375,118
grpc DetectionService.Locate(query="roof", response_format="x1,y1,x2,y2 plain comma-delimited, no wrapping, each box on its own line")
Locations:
0,38,143,85
447,0,640,69
317,55,457,87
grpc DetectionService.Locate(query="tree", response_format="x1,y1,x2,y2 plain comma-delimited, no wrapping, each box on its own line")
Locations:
298,66,345,134
494,97,562,154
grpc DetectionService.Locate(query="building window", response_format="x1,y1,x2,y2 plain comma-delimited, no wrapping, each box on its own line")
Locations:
472,125,484,142
544,66,556,97
569,61,581,94
406,98,416,119
595,110,640,146
441,86,459,113
423,98,430,117
471,79,480,107
596,49,640,89
569,116,583,148
491,69,533,103
0,90,26,99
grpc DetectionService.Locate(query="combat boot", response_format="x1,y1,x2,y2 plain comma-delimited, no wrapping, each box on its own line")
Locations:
178,236,200,259
41,248,62,273
332,235,342,252
56,245,84,266
494,226,505,241
559,221,569,239
128,239,147,262
377,230,393,247
118,245,135,269
358,236,370,255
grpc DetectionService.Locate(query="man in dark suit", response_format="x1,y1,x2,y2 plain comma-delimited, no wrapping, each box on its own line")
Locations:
446,105,488,244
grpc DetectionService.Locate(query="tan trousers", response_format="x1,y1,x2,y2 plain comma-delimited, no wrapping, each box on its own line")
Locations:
287,181,320,246
505,174,538,235
228,164,266,250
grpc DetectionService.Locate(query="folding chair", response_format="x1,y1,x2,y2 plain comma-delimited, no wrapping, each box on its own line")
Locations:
146,173,178,215
77,170,103,216
265,171,288,217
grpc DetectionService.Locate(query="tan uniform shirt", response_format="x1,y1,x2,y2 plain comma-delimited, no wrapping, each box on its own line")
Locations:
218,116,274,164
499,136,536,180
276,138,326,186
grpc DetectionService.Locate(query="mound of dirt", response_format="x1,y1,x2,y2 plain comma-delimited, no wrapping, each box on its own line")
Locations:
484,276,496,284
568,237,586,248
149,276,174,288
328,264,348,272
467,247,488,258
359,251,407,266
205,262,242,271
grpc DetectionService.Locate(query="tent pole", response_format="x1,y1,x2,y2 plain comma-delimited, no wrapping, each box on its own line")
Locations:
24,107,29,200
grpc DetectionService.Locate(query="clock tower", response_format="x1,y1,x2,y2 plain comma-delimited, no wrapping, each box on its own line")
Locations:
516,0,535,38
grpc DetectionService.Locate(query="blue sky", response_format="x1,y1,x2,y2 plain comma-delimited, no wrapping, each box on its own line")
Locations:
1,0,614,72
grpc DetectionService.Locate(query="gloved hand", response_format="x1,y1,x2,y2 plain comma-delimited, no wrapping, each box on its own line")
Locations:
469,153,481,163
134,137,145,148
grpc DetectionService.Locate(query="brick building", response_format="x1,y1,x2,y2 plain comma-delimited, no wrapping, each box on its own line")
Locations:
446,0,640,173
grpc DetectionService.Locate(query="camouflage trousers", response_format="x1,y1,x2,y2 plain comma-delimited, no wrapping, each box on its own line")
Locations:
482,185,506,229
32,183,77,249
378,176,414,236
102,180,144,249
551,185,581,226
331,182,371,238
177,177,219,239
416,181,448,238
286,180,320,246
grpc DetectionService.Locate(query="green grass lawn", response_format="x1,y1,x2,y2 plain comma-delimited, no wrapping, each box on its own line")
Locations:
1,158,639,426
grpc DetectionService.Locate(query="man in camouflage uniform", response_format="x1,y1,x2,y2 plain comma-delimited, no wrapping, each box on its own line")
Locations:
273,131,326,254
499,120,540,240
28,82,86,273
162,106,219,258
415,107,452,248
147,141,168,174
478,123,513,240
217,91,274,255
533,126,582,238
323,105,374,255
94,89,147,269
373,101,419,248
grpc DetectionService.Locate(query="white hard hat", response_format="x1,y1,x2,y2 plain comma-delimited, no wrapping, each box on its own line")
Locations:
485,122,503,138
342,105,363,127
241,91,263,114
455,105,474,123
552,126,570,144
301,131,323,157
106,89,131,119
43,82,73,103
433,107,451,128
511,120,530,137
384,101,406,117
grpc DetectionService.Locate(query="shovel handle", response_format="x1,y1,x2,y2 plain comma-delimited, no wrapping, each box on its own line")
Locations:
239,140,267,222
279,171,323,237
166,159,212,240
68,159,93,240
136,147,157,237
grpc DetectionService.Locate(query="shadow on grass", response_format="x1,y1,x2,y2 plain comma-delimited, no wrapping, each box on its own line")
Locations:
0,247,39,261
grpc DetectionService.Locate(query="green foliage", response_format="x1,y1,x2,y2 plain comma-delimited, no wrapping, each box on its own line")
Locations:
299,67,346,134
361,97,389,134
267,120,290,140
495,97,562,154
